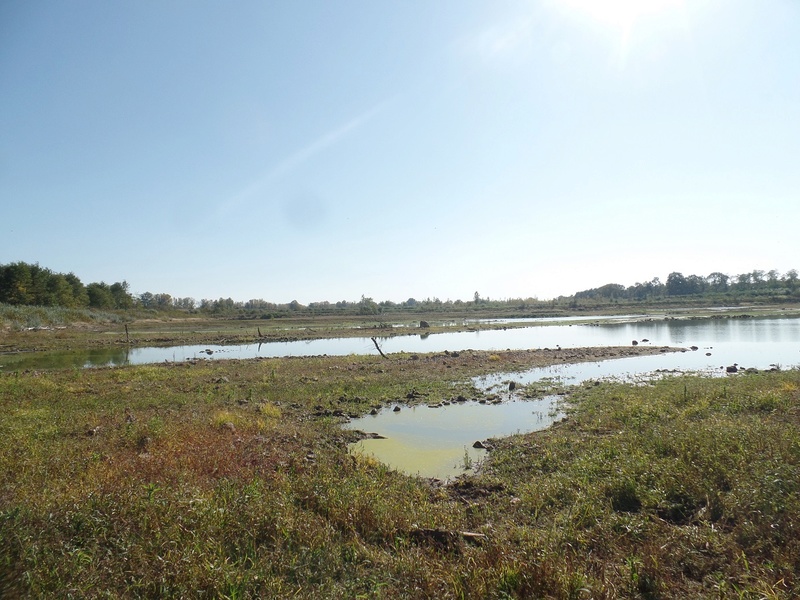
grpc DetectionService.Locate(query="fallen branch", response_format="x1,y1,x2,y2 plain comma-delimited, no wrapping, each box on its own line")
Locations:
370,337,388,359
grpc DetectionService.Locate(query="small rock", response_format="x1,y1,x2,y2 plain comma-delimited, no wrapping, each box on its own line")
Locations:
393,406,401,412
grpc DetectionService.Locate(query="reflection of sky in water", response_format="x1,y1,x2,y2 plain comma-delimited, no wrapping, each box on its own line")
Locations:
2,317,798,371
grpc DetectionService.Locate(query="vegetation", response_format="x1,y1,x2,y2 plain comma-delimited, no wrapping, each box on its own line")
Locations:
0,262,132,310
1,352,798,598
2,262,799,324
572,269,800,305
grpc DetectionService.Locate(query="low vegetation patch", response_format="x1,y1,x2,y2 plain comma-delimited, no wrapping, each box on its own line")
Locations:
1,353,798,598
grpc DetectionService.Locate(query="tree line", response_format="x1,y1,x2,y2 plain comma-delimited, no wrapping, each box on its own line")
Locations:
0,262,133,309
572,269,799,303
2,261,799,315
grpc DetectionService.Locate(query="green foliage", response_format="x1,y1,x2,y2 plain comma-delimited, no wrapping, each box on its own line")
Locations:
0,262,133,310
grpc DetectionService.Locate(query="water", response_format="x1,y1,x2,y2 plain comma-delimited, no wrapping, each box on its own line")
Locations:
2,315,798,371
3,316,798,480
344,316,800,480
346,396,561,481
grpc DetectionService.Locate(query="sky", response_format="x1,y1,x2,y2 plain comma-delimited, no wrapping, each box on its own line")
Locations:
2,1,799,304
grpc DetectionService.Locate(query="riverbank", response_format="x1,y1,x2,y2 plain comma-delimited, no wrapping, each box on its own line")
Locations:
1,350,798,597
3,303,799,354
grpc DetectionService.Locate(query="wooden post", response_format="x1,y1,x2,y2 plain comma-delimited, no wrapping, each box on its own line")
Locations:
125,324,130,344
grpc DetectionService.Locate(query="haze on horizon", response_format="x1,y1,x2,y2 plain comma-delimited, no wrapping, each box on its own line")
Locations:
2,1,798,304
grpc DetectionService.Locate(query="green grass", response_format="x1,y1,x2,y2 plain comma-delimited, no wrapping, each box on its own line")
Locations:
1,354,798,598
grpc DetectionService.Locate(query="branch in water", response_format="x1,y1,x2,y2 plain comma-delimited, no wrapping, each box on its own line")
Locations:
371,337,388,359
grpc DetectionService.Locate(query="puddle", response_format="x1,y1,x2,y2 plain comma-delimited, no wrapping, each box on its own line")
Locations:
346,395,562,480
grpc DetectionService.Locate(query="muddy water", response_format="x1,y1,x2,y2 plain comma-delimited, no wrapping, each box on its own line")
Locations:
346,396,561,481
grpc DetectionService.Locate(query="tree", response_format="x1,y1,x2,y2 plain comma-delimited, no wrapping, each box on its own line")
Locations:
357,295,378,315
0,262,34,304
786,269,799,292
665,272,687,296
86,282,114,308
47,274,76,307
154,293,172,308
767,270,780,289
734,273,752,290
65,273,89,307
707,272,729,292
110,281,133,309
139,292,155,308
685,275,706,295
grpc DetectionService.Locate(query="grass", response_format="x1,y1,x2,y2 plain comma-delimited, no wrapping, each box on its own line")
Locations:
0,303,124,331
1,353,798,598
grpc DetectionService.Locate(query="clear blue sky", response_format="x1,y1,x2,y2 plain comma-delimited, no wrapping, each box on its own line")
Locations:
2,1,798,304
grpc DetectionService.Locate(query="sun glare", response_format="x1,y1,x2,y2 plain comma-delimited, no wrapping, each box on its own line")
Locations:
561,0,681,29
555,0,685,66
559,0,683,30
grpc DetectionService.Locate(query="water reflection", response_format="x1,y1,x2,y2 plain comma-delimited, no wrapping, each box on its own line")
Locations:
0,346,133,370
2,316,798,371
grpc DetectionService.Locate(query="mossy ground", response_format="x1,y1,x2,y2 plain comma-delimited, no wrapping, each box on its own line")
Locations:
1,350,798,598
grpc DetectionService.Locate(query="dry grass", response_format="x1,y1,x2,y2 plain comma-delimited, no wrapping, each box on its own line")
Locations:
1,353,798,598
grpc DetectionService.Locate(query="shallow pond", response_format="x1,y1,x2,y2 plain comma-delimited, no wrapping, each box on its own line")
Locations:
2,315,798,371
346,396,561,481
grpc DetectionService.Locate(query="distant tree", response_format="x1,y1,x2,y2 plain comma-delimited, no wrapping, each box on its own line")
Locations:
707,272,729,292
767,270,780,289
110,281,133,309
0,262,34,304
357,295,378,315
665,272,687,296
734,273,752,291
786,269,799,292
86,282,114,309
65,273,89,307
173,297,196,310
47,274,76,307
685,275,706,295
139,292,155,308
153,293,172,308
288,299,302,311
